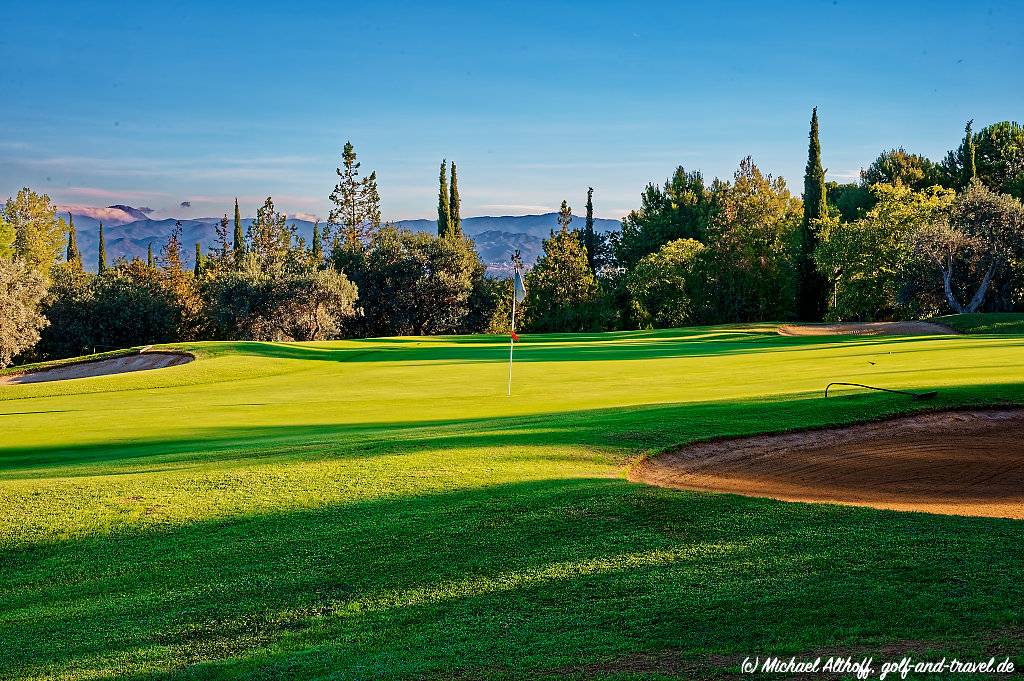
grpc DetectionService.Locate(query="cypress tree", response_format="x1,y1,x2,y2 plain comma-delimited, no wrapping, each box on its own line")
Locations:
97,223,108,273
66,212,81,264
312,221,323,263
963,119,977,186
233,198,245,267
147,242,154,268
437,159,451,237
194,243,203,277
583,187,596,274
798,107,827,321
449,162,462,237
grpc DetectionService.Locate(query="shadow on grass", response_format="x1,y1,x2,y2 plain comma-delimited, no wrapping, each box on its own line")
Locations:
217,330,993,368
4,476,1024,680
3,384,1022,475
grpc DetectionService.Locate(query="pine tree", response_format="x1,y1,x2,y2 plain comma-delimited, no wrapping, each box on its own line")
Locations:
449,162,462,237
582,187,596,274
194,243,203,277
797,107,827,320
328,141,381,248
65,212,81,265
233,198,245,267
215,214,231,259
147,242,154,268
963,119,977,185
362,171,381,235
312,221,323,264
162,221,185,272
97,223,108,273
557,200,573,232
437,159,452,237
523,219,601,332
247,197,291,269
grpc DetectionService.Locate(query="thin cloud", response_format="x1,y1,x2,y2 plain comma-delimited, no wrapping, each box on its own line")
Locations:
828,170,862,182
479,203,555,213
62,186,163,201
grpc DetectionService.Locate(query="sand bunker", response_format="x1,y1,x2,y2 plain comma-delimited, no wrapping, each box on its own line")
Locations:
0,351,192,385
630,410,1024,520
778,321,957,336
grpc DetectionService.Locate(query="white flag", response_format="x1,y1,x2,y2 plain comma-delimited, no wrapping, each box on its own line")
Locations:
513,267,527,303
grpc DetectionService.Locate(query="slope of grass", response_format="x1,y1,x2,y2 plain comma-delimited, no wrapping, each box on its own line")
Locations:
2,327,1024,679
935,312,1024,334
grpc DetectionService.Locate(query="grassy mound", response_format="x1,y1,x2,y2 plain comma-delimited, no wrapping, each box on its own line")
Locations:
3,328,1024,679
935,312,1024,334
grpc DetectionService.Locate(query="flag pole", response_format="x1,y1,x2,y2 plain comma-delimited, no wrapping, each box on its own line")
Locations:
507,273,516,397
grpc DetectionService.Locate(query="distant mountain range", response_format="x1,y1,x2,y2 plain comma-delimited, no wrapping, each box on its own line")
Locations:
56,205,621,275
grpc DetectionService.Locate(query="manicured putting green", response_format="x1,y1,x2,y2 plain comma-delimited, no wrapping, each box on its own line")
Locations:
2,326,1024,679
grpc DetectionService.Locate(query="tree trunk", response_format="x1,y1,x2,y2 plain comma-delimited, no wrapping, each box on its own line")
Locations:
964,260,997,313
941,256,964,314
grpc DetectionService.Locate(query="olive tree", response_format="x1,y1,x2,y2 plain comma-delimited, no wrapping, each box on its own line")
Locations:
0,259,48,366
914,183,1024,313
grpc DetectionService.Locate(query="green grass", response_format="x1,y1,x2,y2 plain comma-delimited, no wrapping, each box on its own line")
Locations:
3,326,1024,680
936,312,1024,335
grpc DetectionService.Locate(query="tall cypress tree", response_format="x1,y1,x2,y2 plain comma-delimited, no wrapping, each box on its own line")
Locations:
963,119,977,186
97,223,108,273
449,162,462,237
194,243,203,277
437,159,451,237
583,187,596,274
147,242,154,268
233,198,245,267
65,212,81,264
798,107,827,320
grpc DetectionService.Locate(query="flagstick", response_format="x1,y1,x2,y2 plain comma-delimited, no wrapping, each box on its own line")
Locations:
507,284,516,397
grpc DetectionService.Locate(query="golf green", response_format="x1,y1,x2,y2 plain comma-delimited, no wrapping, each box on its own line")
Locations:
2,326,1024,679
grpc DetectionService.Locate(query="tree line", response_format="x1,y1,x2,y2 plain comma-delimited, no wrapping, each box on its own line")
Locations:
519,115,1024,332
2,116,1023,367
0,143,505,366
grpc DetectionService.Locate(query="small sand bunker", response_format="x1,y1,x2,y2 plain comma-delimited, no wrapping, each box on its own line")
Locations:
0,352,192,385
778,321,957,336
631,410,1024,520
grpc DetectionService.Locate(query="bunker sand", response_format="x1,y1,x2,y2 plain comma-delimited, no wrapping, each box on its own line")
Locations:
778,321,957,336
0,352,193,385
631,410,1024,520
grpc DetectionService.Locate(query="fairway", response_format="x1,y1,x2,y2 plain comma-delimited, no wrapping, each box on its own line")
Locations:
3,327,1024,679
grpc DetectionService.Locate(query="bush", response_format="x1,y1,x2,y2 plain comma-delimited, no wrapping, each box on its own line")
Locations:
334,227,484,337
0,258,48,367
202,264,357,341
625,239,705,328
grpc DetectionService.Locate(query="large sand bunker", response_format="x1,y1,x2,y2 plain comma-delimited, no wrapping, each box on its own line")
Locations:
778,321,957,336
0,351,192,385
631,410,1024,520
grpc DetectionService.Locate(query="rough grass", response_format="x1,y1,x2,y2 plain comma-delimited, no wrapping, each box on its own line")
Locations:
935,312,1024,335
2,327,1024,679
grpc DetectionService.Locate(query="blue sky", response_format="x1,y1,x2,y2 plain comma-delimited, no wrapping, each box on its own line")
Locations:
1,0,1022,221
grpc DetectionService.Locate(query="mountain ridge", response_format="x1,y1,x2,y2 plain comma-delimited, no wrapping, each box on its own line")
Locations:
58,205,621,274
